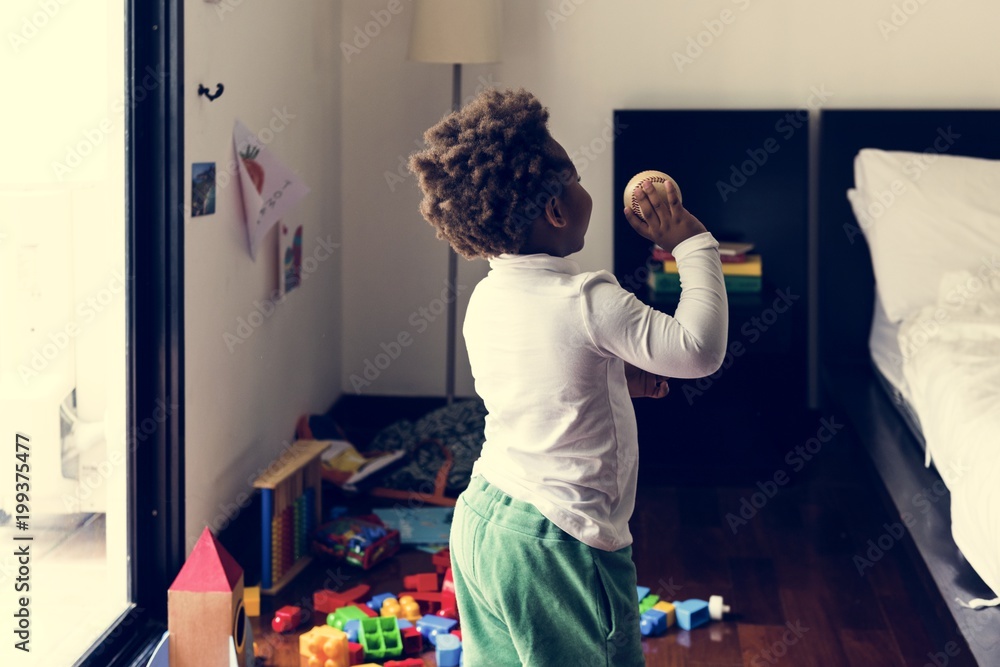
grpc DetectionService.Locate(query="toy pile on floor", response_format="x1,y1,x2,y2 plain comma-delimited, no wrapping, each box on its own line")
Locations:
636,585,732,636
265,547,460,667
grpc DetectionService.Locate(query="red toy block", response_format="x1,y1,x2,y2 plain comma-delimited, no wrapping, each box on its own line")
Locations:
451,629,462,641
271,605,304,633
397,590,444,614
313,584,372,615
357,603,377,618
347,641,365,665
432,548,451,574
385,660,424,667
401,626,423,655
437,606,458,620
403,572,440,592
441,568,457,616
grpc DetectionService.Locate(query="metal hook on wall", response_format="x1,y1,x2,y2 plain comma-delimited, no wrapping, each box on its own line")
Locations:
198,83,224,101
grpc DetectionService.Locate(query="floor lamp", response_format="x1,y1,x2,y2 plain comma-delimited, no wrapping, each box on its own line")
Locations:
409,0,502,405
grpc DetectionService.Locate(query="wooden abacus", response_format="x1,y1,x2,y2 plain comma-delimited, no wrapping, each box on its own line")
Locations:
252,439,328,594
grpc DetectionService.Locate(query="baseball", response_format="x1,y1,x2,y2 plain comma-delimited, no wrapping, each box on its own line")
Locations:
624,170,682,222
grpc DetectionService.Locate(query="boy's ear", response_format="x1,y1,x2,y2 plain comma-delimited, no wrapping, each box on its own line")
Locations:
544,195,567,229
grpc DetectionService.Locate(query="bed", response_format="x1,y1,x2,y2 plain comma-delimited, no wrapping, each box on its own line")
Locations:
818,110,1000,663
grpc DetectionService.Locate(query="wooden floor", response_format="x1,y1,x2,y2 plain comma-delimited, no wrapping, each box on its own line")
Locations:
248,399,977,666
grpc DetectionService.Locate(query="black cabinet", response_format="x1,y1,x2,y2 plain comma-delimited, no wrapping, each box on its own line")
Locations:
613,110,810,483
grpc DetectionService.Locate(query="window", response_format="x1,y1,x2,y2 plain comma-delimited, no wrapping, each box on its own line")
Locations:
1,1,185,664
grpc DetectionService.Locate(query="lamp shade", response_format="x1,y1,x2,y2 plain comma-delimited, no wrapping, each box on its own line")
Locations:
408,0,502,64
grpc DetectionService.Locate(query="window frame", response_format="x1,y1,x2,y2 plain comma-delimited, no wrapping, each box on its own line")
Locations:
76,0,185,664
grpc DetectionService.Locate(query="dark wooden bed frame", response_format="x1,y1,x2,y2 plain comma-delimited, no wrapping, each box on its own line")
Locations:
817,109,1000,665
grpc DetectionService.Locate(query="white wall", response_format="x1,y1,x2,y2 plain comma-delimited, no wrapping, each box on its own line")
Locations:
184,0,342,551
340,0,1000,400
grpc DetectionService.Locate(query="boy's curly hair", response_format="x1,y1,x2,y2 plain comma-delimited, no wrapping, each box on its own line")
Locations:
408,88,574,259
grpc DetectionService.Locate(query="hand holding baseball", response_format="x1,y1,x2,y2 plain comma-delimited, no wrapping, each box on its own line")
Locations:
624,177,708,253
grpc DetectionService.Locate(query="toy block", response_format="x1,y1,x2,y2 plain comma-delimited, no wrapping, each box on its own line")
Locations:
437,605,459,620
328,605,373,630
399,590,444,614
381,595,421,622
396,618,413,630
299,625,349,667
314,585,372,615
401,626,423,655
417,614,458,646
432,548,451,574
441,568,457,610
367,592,397,612
451,629,462,641
168,527,247,667
343,619,360,642
384,660,424,667
347,641,364,665
357,604,377,618
358,616,403,660
245,586,261,617
639,608,668,637
653,601,676,628
272,605,305,633
673,599,710,631
404,572,440,591
639,594,660,613
708,594,731,620
435,633,462,667
636,585,651,602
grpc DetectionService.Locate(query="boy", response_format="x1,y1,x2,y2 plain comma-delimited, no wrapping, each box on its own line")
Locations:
409,89,728,666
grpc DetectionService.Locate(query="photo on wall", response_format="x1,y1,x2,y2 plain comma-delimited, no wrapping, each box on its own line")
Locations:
191,162,216,217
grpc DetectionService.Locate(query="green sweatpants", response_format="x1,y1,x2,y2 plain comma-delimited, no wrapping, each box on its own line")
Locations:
449,475,644,666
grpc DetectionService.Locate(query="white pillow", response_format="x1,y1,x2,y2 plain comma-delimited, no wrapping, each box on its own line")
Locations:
846,148,1000,323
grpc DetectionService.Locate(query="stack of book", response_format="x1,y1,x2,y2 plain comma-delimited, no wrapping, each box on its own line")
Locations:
647,241,762,294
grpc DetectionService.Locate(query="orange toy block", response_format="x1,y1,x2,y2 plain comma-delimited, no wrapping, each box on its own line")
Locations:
299,625,349,667
381,595,421,622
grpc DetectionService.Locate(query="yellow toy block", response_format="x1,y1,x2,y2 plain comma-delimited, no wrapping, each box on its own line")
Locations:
299,625,349,667
380,595,421,622
653,601,676,628
244,586,260,617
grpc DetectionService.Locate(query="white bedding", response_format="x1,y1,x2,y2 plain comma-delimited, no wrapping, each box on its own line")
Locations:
898,265,1000,600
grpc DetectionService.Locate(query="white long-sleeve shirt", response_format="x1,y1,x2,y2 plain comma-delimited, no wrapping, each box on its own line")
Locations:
464,231,728,551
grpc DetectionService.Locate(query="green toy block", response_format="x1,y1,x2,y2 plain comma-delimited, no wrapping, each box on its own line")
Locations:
639,594,660,613
359,615,403,660
327,605,371,630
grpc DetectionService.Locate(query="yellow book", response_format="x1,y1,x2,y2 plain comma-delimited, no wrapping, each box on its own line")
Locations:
659,254,762,277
